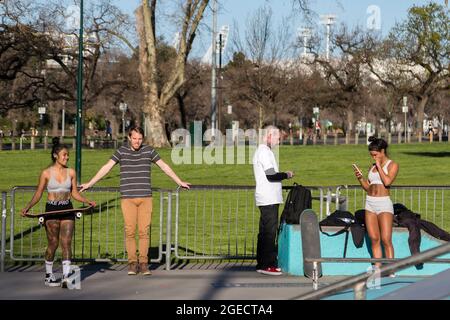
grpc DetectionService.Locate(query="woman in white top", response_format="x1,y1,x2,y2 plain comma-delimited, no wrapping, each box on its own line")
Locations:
353,136,399,274
21,138,95,287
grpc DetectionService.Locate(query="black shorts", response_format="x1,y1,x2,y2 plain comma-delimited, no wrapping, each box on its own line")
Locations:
45,200,74,221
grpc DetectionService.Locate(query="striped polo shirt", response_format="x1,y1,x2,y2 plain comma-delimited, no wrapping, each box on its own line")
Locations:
111,145,161,198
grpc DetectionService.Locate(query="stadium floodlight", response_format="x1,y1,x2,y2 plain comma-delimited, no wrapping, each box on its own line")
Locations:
319,14,337,61
298,27,312,56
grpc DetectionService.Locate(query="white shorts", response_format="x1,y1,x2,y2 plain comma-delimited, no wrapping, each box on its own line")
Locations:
365,196,394,215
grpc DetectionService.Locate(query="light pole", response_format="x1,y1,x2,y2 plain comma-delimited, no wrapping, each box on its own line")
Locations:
402,96,408,143
38,105,46,144
119,101,128,142
210,0,217,135
299,27,312,57
75,0,84,183
320,14,337,61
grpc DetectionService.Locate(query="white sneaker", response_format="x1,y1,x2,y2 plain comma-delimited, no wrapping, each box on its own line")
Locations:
44,273,60,287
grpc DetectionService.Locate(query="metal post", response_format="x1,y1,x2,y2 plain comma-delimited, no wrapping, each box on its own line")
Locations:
1,192,6,272
75,0,84,183
354,281,367,300
165,191,172,270
61,103,65,140
210,0,217,134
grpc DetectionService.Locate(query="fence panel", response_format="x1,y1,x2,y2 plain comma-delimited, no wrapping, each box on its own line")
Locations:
173,185,327,260
337,185,450,231
8,186,166,263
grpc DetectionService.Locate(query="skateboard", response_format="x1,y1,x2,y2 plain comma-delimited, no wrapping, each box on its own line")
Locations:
300,209,322,279
24,205,93,225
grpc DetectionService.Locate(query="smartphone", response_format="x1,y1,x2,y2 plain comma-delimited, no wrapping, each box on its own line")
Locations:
352,163,362,176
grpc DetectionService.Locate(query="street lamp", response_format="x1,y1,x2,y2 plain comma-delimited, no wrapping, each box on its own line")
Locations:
119,101,128,141
38,105,46,144
402,96,408,143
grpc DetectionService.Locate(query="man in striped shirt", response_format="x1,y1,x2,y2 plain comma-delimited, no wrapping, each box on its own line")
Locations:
80,127,190,275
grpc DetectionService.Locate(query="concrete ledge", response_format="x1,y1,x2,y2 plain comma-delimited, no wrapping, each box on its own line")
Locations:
278,224,450,276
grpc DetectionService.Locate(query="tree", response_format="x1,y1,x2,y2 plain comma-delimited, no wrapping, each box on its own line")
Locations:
135,0,209,147
227,5,295,129
0,0,137,137
365,3,449,140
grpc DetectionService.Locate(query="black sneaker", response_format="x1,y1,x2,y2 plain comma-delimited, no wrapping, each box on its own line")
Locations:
44,273,60,287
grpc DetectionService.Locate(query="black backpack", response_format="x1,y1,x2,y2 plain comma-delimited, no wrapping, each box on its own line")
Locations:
280,183,312,225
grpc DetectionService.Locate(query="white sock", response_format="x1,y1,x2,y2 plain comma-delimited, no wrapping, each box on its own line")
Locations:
62,260,71,277
45,260,53,275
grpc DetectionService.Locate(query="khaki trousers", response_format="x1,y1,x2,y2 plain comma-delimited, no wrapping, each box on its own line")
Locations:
121,197,152,264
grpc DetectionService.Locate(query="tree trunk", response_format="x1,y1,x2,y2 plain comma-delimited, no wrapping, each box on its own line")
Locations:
346,109,354,136
416,95,428,140
50,101,60,137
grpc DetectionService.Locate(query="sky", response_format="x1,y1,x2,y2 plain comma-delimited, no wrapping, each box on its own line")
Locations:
111,0,443,60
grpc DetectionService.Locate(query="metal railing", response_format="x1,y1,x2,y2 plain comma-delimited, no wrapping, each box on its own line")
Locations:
336,185,450,231
1,192,7,272
2,184,449,273
6,186,172,265
172,185,329,263
293,241,450,300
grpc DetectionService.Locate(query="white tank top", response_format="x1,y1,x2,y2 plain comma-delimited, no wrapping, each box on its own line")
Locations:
368,160,392,185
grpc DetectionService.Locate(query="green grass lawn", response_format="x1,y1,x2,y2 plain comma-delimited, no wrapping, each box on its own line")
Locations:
1,142,449,262
1,142,450,191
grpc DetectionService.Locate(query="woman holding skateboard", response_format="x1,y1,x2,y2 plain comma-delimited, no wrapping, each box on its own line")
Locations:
21,138,96,287
352,136,399,277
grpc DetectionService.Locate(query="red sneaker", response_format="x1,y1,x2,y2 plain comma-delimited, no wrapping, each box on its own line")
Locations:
256,267,282,276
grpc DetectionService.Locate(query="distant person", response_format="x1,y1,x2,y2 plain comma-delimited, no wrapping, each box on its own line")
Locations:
253,125,294,275
80,126,190,276
352,136,399,277
21,138,96,288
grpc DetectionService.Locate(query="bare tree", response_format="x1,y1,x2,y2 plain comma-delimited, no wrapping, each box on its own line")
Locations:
228,5,295,128
135,0,209,147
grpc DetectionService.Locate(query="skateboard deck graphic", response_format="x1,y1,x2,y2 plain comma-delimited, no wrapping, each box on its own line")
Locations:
300,209,322,278
24,205,93,225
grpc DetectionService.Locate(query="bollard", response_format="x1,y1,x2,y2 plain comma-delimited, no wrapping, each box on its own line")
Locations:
323,133,327,145
19,137,23,150
31,136,35,150
397,131,402,144
354,133,359,145
44,135,48,150
345,133,349,145
334,132,338,145
11,137,16,150
388,133,392,145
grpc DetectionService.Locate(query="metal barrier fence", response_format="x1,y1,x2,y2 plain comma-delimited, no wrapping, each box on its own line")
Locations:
1,192,7,272
336,185,450,231
4,186,172,265
1,184,449,271
172,185,330,262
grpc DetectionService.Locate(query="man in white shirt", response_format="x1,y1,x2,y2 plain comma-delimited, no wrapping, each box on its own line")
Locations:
253,125,294,275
